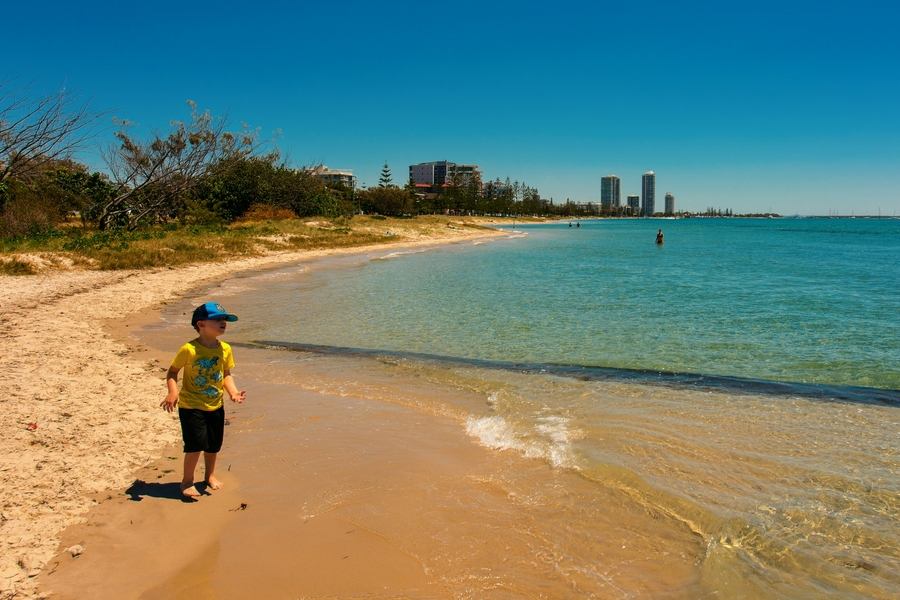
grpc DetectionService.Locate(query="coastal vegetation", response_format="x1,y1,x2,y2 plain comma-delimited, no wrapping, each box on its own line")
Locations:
0,84,488,273
0,214,492,274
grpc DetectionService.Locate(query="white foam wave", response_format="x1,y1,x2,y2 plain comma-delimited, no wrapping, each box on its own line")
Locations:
372,249,428,261
206,283,254,298
465,414,575,468
252,268,307,280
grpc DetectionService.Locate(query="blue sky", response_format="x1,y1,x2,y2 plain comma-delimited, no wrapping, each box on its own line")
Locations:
6,1,898,215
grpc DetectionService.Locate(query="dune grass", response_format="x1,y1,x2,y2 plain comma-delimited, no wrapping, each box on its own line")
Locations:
0,257,38,275
0,215,495,272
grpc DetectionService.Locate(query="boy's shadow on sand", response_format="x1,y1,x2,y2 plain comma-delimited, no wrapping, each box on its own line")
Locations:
126,479,209,503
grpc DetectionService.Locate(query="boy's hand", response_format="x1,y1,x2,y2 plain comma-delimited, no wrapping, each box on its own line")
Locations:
231,390,246,404
161,394,178,412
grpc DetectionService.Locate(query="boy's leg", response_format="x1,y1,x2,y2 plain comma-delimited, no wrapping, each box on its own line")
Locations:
203,407,226,490
181,452,202,498
204,452,224,490
179,407,208,498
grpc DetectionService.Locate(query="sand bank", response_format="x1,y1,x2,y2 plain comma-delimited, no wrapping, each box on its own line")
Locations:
0,224,504,600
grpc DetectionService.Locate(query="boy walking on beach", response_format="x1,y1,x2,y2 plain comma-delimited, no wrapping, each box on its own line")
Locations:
161,302,246,498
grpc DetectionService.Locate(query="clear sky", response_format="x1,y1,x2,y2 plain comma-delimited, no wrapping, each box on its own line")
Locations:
6,1,898,215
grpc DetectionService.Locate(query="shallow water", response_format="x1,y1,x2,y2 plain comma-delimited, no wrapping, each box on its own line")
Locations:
146,219,900,598
232,218,900,390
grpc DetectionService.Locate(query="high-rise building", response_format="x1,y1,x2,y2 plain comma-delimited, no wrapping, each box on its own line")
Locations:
410,160,482,186
627,194,640,214
664,192,675,215
600,175,621,210
641,171,656,216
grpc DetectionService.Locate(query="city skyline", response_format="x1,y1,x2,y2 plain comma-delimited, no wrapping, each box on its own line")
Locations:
4,1,897,216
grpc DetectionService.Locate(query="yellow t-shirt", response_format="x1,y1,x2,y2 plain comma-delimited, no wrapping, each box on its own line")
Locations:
171,340,235,411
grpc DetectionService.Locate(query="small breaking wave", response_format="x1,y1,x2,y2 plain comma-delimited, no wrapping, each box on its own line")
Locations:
465,414,576,468
372,249,428,260
252,268,308,279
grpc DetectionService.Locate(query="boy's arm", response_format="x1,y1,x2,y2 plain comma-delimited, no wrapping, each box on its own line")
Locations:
223,369,246,403
161,366,181,412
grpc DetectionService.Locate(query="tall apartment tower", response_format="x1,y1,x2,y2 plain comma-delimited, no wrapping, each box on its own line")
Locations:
627,194,640,215
641,171,656,216
600,175,621,210
664,192,675,215
410,160,482,186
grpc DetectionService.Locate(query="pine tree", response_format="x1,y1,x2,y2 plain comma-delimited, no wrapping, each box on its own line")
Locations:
379,161,393,187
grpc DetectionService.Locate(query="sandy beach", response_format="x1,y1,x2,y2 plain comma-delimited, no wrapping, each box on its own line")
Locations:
15,218,891,597
0,224,509,600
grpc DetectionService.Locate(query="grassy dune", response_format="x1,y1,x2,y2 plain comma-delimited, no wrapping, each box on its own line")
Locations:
0,215,495,274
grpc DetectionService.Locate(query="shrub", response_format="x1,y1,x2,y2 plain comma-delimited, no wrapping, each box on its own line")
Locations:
0,181,63,238
237,204,297,222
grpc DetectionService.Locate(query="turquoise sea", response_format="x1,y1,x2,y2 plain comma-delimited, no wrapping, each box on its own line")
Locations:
254,218,900,392
155,218,900,598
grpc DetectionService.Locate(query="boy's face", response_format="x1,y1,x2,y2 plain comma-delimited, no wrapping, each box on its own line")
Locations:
197,317,228,337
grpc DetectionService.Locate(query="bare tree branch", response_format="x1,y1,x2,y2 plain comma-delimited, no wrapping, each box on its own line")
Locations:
0,79,110,188
99,101,277,230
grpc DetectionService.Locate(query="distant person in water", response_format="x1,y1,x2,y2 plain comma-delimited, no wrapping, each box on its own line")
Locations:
161,302,246,499
576,222,580,228
656,229,664,244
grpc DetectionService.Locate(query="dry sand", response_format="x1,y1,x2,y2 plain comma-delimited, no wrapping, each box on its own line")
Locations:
0,224,505,600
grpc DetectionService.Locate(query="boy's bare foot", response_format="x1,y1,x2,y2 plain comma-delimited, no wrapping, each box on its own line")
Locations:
180,482,200,498
205,476,224,491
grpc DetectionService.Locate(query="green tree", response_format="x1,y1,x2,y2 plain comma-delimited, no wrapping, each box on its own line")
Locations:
358,186,411,215
0,160,114,236
192,157,346,222
403,175,423,214
47,164,115,227
379,161,393,187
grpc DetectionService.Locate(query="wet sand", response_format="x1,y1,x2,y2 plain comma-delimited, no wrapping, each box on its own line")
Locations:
39,342,706,599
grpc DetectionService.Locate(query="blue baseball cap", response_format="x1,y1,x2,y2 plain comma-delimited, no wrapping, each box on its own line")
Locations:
191,302,239,327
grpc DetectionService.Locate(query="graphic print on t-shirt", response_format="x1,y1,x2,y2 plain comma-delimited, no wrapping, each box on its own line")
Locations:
192,356,224,398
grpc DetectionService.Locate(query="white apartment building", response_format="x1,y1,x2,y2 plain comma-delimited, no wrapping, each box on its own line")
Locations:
310,166,358,191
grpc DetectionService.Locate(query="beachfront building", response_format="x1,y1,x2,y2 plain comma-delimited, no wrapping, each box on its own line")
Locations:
665,192,675,215
410,160,483,187
600,175,621,211
641,171,656,216
310,166,358,191
627,194,640,216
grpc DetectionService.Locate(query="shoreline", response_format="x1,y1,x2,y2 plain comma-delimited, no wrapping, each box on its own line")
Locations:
0,225,505,599
35,310,707,598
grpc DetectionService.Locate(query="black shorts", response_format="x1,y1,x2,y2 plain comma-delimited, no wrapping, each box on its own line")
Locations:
178,407,225,454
